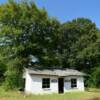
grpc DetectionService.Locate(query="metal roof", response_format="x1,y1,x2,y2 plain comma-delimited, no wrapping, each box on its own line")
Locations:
25,68,85,76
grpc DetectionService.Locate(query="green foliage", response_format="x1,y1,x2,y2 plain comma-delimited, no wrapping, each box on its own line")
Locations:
91,67,100,88
4,58,23,90
0,0,99,89
0,61,7,84
59,18,99,69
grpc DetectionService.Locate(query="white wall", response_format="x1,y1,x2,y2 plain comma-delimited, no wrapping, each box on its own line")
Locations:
64,76,84,92
25,72,58,94
77,77,84,91
25,72,84,94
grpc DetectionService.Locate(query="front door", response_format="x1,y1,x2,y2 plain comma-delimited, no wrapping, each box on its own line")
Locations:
58,78,64,93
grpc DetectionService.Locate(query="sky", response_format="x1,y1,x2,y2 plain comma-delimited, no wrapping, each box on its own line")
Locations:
0,0,100,28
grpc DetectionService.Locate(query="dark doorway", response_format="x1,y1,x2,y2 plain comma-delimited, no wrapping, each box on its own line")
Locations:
58,78,64,93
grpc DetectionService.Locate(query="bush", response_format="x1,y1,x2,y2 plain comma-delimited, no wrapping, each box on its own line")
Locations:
86,66,100,88
0,61,7,84
3,58,23,90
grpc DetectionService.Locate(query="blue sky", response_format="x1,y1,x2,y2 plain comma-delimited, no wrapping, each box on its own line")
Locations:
0,0,100,28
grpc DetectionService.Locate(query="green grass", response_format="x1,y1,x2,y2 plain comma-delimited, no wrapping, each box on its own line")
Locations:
0,88,100,100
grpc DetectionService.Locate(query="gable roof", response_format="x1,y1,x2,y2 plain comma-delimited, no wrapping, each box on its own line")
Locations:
25,68,85,77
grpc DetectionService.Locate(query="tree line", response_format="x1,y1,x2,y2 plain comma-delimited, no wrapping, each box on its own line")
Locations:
0,0,99,90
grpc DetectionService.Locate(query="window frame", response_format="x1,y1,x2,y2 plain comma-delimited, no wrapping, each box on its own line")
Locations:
71,78,77,88
42,78,50,89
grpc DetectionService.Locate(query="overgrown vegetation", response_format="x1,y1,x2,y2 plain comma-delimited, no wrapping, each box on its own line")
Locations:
0,0,99,90
0,88,100,100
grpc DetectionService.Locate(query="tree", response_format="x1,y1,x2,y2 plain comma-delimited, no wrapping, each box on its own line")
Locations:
0,0,99,89
59,18,99,70
0,0,60,89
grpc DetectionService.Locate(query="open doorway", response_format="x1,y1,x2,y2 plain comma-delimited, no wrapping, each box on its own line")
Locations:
58,78,64,93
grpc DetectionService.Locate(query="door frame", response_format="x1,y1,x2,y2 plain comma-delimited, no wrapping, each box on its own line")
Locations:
58,77,64,93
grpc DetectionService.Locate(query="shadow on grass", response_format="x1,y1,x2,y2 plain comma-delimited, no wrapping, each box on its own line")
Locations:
88,97,100,100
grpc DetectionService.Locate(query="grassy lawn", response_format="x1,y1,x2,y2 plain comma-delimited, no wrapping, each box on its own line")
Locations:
0,89,100,100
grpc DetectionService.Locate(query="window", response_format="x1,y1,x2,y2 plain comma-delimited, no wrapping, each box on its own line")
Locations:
71,78,77,88
42,78,50,88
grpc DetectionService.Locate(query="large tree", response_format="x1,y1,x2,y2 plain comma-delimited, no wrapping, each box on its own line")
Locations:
0,0,60,89
0,0,99,89
59,18,100,70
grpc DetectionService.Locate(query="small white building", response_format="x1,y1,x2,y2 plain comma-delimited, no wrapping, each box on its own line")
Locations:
24,68,85,94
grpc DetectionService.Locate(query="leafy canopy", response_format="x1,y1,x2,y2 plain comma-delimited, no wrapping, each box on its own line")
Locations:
0,0,99,89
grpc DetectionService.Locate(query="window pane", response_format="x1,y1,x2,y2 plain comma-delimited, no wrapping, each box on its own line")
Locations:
42,78,50,88
71,78,77,88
